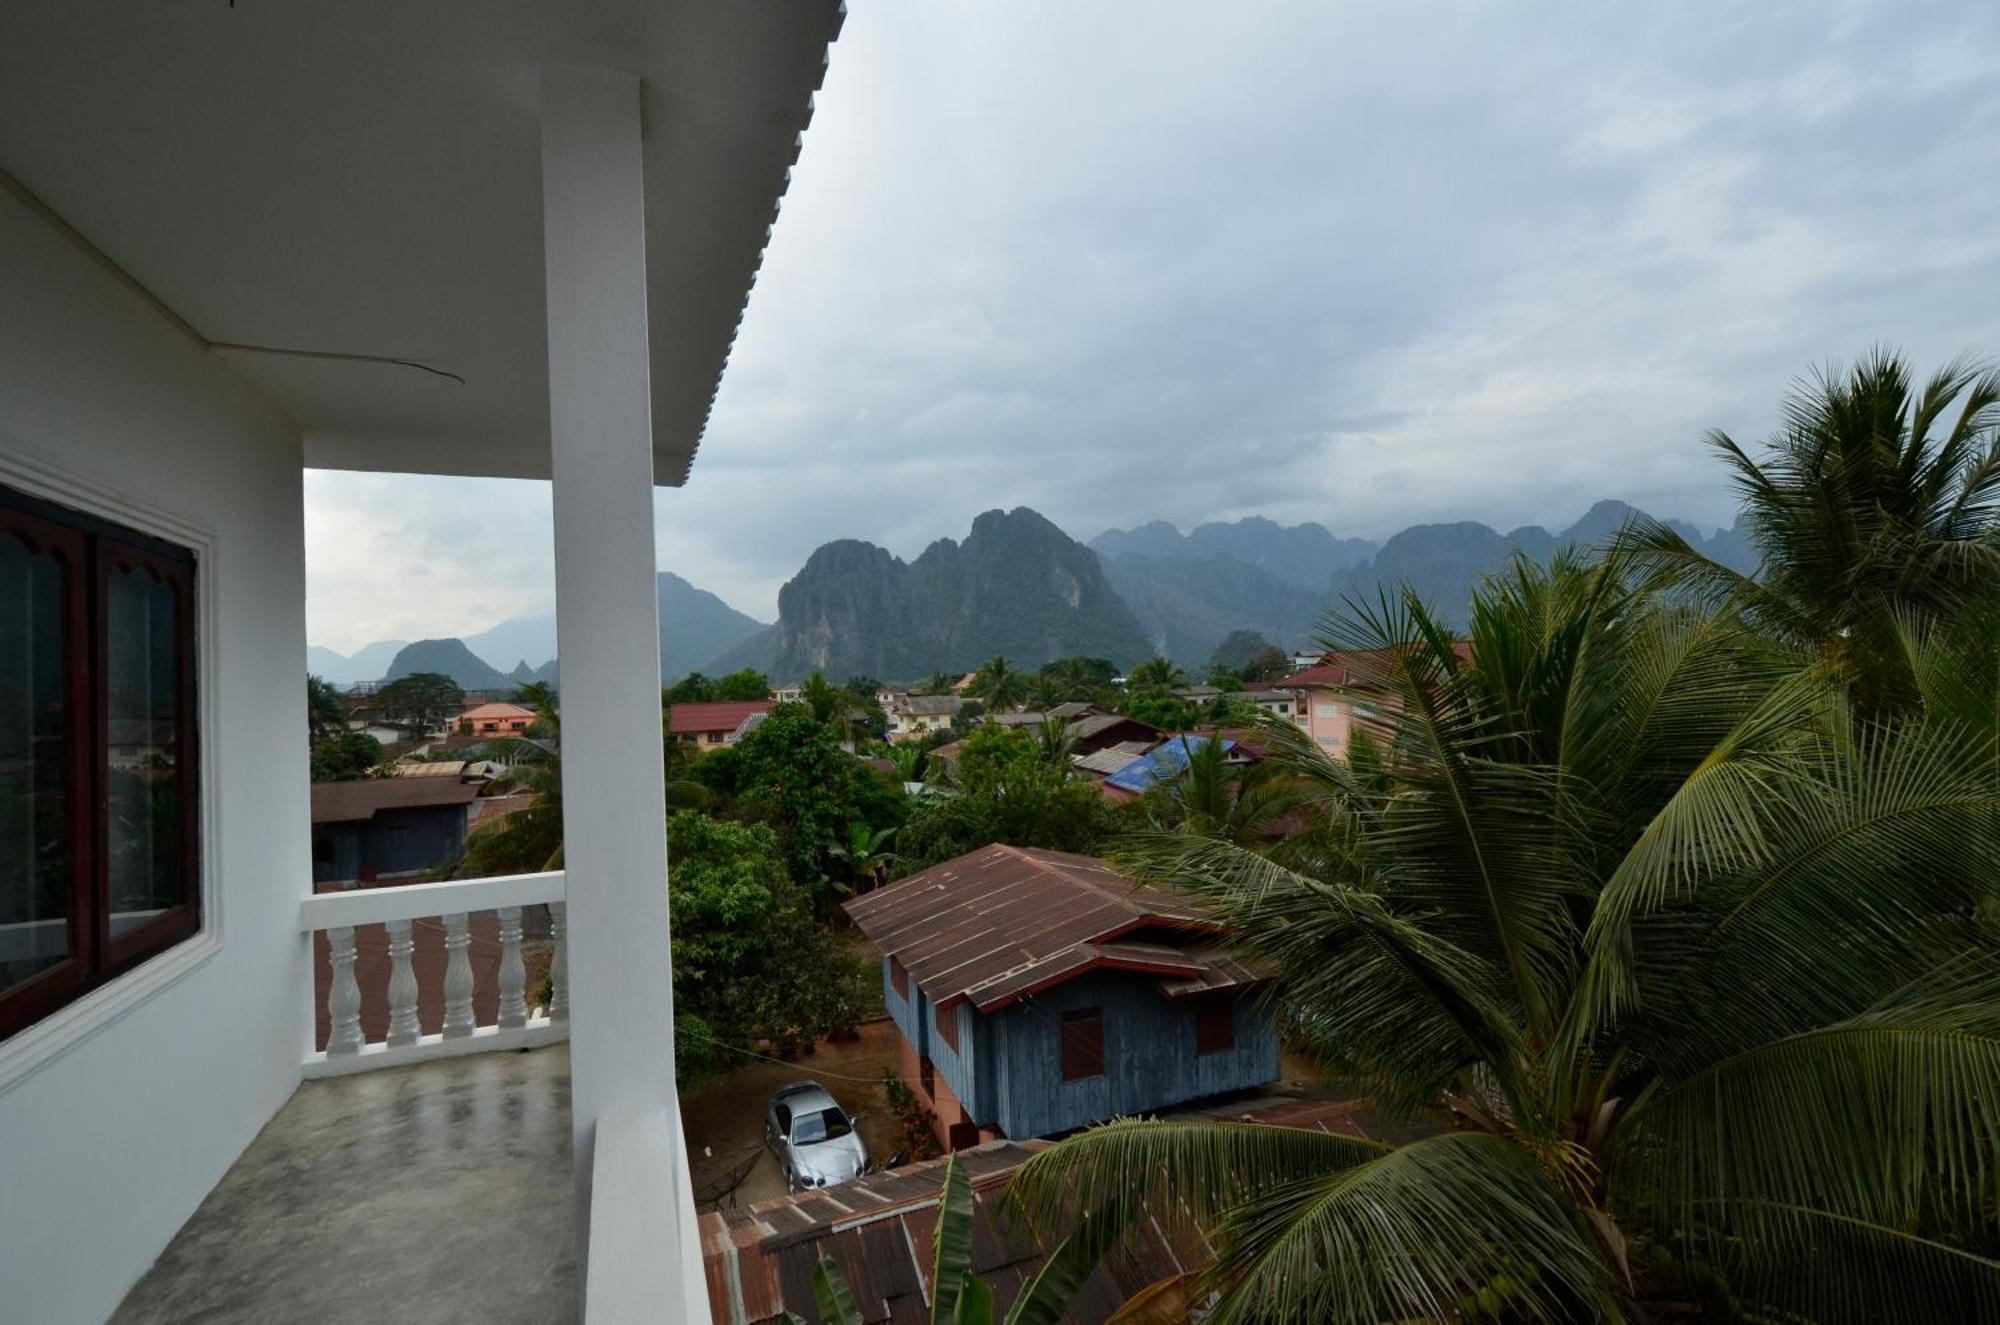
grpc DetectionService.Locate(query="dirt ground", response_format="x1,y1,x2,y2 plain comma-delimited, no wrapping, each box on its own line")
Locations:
683,1017,906,1212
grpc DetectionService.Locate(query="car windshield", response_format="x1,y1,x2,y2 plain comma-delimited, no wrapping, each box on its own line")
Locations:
790,1107,852,1145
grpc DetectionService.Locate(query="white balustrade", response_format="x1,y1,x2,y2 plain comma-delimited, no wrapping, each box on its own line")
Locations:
384,918,421,1047
300,871,568,1078
441,912,474,1040
326,925,363,1057
496,905,528,1030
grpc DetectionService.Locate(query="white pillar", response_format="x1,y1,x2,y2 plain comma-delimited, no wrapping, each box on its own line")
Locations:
540,66,690,1311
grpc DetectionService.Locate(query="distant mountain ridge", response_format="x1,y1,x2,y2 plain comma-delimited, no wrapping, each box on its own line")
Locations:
316,500,1757,689
1092,516,1376,591
734,507,1155,681
1090,501,1757,662
311,572,769,690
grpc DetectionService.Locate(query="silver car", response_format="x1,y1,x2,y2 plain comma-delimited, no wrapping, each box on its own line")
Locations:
765,1081,868,1192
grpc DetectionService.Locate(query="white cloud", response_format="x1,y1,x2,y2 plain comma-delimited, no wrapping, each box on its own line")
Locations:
308,0,2000,643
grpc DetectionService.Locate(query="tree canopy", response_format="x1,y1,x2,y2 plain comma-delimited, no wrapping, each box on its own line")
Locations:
373,671,463,734
1012,546,2000,1323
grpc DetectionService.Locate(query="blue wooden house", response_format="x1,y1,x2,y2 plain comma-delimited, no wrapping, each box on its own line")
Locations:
309,777,478,885
845,844,1280,1147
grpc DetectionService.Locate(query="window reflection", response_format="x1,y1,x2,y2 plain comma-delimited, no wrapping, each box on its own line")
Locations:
0,532,69,993
105,565,179,935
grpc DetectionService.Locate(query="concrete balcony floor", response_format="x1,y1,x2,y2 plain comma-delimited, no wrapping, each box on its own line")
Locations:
110,1045,577,1325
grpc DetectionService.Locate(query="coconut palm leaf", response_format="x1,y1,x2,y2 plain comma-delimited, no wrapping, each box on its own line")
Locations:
1211,1131,1618,1324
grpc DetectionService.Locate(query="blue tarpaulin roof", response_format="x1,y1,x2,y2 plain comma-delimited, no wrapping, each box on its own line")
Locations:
1104,735,1234,793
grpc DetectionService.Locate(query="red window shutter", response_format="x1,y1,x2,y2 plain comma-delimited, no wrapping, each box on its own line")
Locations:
890,957,909,999
1059,1008,1105,1081
1195,996,1236,1055
936,1001,959,1053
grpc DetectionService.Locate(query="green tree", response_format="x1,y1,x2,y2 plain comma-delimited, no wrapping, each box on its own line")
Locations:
1627,350,2000,714
667,811,842,1086
828,822,898,892
1122,693,1199,731
714,669,772,701
307,674,348,744
1242,643,1293,683
967,655,1030,711
374,671,464,736
897,726,1123,872
718,703,903,907
308,730,382,782
1207,629,1274,678
800,671,850,727
1011,553,2000,1323
1126,655,1186,691
666,672,715,703
1141,734,1300,845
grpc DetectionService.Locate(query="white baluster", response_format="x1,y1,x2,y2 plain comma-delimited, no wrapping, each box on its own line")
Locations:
496,905,528,1030
547,899,569,1025
326,925,363,1056
385,918,421,1047
441,912,475,1039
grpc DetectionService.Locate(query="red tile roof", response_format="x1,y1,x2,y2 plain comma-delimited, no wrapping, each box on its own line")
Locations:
844,845,1225,1012
668,699,775,735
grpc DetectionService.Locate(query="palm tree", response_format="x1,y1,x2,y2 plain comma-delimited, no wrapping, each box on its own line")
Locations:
888,742,930,784
827,823,897,892
1147,733,1302,846
1626,350,2000,712
1032,715,1077,770
1126,655,1186,691
919,670,959,695
800,671,849,727
968,655,1030,711
1009,553,2000,1323
306,674,348,744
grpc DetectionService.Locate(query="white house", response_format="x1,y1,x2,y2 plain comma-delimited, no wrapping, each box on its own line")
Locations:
0,4,843,1323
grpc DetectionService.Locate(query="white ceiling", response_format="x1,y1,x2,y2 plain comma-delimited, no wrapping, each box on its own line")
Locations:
0,1,843,486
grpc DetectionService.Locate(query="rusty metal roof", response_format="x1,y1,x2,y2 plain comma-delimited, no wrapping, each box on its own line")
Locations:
309,776,478,824
699,1139,1205,1325
844,846,1226,1012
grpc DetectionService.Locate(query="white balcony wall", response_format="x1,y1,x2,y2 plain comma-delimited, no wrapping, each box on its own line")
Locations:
0,185,310,1325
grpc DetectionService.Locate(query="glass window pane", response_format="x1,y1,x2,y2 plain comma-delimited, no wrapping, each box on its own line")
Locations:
105,564,181,934
0,532,70,993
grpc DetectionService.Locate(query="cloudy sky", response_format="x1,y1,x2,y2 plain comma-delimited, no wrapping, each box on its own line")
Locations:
306,1,2000,654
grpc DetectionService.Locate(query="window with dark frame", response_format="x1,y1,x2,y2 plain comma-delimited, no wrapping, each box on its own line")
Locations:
935,999,958,1053
890,955,909,999
0,483,199,1041
1195,995,1236,1055
1059,1007,1105,1081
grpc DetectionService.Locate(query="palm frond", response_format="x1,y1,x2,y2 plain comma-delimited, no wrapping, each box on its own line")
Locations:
1203,1131,1620,1324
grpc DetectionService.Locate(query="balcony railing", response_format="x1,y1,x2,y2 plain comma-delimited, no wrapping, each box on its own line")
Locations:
299,871,569,1078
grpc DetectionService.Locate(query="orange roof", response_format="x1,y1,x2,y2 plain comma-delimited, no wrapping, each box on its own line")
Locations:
460,701,536,721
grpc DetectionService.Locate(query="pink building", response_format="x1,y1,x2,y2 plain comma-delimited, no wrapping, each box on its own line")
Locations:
1287,643,1472,757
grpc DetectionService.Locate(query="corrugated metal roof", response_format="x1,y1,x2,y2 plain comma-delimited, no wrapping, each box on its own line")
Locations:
1070,746,1145,777
844,846,1225,1012
699,1139,1205,1325
1102,736,1231,794
309,777,478,824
